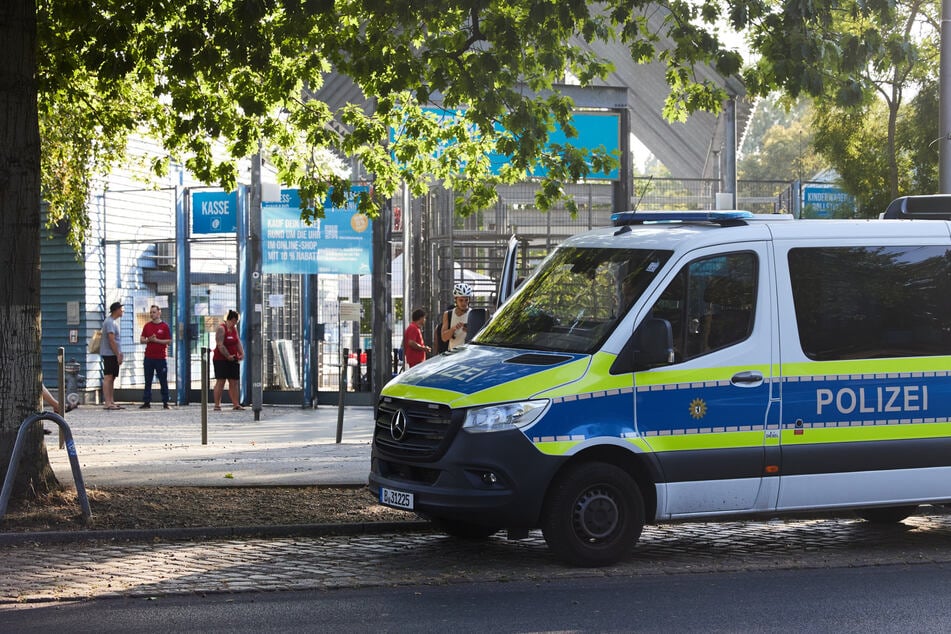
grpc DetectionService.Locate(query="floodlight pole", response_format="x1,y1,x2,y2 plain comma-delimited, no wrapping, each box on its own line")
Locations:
249,152,264,420
941,0,951,192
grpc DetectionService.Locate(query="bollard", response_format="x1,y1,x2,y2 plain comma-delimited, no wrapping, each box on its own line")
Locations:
365,348,373,393
57,346,66,450
201,347,209,445
337,347,347,443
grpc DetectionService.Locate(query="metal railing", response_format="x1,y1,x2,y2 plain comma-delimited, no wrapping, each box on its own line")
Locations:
0,412,91,522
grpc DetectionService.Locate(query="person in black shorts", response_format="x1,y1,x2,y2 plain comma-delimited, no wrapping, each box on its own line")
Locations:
213,310,245,410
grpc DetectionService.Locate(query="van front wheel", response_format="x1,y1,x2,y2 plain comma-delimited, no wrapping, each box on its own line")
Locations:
541,462,644,567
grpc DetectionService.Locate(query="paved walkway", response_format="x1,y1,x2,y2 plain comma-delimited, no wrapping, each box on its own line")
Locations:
43,402,374,487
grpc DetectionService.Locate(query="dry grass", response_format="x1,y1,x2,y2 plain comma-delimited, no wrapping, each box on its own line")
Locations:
0,485,414,532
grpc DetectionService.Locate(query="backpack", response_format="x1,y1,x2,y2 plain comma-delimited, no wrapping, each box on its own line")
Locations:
433,307,487,354
433,310,451,354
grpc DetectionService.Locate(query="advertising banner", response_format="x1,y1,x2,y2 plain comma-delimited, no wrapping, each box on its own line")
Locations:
262,187,372,275
404,109,621,180
802,184,855,219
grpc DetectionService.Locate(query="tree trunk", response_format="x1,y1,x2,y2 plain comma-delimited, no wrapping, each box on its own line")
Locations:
0,0,59,498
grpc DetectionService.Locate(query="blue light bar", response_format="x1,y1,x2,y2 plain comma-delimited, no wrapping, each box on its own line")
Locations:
611,210,754,226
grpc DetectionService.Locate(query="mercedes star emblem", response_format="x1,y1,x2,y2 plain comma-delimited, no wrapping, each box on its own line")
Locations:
390,409,408,441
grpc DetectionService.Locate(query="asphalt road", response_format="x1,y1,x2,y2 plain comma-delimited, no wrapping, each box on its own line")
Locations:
4,562,950,632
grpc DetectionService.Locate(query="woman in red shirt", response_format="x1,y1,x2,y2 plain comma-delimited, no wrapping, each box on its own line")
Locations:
213,310,245,410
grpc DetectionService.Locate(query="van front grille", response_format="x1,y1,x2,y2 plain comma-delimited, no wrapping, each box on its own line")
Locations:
374,398,458,460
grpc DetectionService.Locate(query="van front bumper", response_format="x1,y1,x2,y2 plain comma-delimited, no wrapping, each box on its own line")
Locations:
369,428,563,528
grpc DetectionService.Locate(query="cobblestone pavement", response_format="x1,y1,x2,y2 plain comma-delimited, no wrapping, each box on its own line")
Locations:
4,508,951,604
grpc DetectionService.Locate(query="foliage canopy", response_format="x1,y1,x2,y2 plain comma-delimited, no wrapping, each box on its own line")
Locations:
37,0,907,246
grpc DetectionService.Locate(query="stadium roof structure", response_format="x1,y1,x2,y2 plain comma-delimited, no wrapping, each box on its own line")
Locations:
306,14,750,181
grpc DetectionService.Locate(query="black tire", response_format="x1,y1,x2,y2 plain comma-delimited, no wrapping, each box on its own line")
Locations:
431,517,500,539
858,505,917,524
541,462,644,567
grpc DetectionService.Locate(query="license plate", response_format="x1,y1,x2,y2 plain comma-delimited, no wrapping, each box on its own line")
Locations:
380,487,414,510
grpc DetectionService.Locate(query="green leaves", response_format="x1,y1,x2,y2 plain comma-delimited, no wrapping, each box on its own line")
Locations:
38,0,807,229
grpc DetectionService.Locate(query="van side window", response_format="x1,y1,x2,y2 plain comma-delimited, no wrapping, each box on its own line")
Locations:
789,246,951,360
650,252,758,362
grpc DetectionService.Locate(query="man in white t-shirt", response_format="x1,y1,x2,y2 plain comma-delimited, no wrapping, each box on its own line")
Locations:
101,301,125,410
441,283,472,350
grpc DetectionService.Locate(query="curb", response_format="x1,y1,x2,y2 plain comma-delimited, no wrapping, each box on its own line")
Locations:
0,520,433,546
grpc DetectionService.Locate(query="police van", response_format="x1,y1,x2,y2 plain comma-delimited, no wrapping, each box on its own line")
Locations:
370,196,951,566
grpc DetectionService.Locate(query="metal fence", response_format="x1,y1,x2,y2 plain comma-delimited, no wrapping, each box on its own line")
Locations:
406,178,803,351
84,187,374,402
60,176,808,401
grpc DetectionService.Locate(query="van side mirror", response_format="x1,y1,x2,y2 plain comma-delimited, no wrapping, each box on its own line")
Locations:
634,317,674,370
610,317,675,375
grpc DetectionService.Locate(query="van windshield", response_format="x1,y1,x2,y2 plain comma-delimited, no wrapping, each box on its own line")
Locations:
475,247,673,353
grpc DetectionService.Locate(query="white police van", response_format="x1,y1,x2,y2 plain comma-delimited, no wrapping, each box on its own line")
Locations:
371,196,951,566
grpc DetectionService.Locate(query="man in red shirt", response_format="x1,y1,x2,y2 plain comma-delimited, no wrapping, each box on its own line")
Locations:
139,304,172,409
402,308,431,369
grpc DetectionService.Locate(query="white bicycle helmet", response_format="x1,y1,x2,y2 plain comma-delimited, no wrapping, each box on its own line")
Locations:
452,282,473,297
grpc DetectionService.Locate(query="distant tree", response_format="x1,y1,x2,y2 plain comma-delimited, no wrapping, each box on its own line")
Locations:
740,95,810,158
812,100,895,216
813,81,940,217
634,155,672,179
898,81,940,195
738,95,826,182
786,0,940,208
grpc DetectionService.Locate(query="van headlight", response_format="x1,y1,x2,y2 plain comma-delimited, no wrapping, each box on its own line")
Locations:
462,400,550,434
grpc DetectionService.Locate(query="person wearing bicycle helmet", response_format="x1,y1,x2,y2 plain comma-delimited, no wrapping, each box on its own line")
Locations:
442,282,472,350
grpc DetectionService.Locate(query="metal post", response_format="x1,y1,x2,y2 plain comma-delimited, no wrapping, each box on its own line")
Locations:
307,274,320,408
723,97,738,210
612,103,632,212
176,185,191,405
941,0,951,192
337,347,348,443
373,197,393,400
57,346,66,449
249,153,264,421
302,274,314,408
201,347,209,445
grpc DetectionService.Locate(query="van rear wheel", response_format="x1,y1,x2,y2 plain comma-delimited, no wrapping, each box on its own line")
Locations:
541,462,644,567
858,505,917,524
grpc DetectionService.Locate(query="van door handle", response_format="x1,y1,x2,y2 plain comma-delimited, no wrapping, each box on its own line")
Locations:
731,370,764,387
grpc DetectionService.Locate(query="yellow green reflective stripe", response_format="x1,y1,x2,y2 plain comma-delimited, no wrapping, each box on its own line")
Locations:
534,440,582,455
533,436,653,455
643,430,765,452
781,421,951,444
